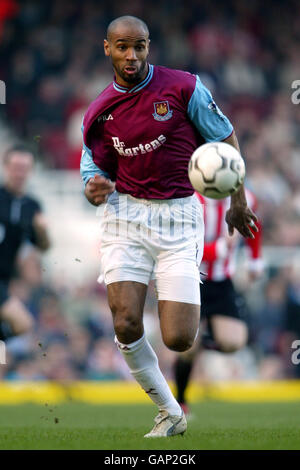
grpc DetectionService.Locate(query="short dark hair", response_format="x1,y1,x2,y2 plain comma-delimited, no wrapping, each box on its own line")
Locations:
3,144,34,165
107,16,149,41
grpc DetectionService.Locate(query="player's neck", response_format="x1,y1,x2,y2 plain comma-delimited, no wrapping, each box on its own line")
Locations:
4,182,24,197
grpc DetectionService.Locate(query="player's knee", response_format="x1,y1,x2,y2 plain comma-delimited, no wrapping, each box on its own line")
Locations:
213,320,248,353
111,306,142,342
113,315,138,336
163,333,194,352
217,336,247,353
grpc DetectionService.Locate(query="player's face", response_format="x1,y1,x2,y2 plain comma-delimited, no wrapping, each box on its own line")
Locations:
4,152,33,194
104,26,150,86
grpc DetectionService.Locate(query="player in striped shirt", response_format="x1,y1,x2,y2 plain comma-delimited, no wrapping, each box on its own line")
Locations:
174,190,263,414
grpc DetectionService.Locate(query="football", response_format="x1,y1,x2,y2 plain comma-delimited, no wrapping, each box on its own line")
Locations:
188,142,246,199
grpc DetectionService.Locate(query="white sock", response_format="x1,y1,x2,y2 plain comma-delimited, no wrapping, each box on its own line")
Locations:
115,333,182,416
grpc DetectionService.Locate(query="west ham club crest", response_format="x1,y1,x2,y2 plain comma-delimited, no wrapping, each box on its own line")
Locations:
152,101,173,121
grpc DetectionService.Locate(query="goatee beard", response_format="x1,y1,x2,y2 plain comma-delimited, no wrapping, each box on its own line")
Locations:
119,63,148,85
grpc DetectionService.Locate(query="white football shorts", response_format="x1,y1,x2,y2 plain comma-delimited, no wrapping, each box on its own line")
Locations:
97,191,204,305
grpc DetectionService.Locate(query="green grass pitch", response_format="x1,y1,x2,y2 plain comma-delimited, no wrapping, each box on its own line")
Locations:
0,401,299,450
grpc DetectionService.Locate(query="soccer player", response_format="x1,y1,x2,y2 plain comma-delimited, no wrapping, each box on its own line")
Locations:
174,190,263,415
0,145,50,341
80,15,258,437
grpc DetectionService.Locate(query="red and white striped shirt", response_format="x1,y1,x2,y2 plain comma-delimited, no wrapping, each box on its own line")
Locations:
197,190,263,281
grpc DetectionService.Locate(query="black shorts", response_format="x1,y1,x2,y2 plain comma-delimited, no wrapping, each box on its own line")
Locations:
200,278,248,322
0,280,9,307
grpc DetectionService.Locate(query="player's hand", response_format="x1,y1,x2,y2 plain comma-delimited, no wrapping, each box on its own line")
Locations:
85,174,115,206
33,212,48,231
225,204,258,239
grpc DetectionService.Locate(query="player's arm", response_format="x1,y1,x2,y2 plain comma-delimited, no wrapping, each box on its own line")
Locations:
223,132,258,239
32,211,51,251
246,221,264,280
243,192,264,281
203,238,228,262
80,130,115,206
203,225,240,262
186,76,258,239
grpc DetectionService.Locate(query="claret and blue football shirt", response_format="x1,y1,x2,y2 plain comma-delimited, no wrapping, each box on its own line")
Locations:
81,64,233,199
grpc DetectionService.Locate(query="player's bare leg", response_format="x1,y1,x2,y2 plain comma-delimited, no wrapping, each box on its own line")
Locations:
107,281,146,343
174,316,247,411
158,300,200,412
158,300,200,352
173,333,201,415
0,296,33,336
210,315,248,353
107,280,186,436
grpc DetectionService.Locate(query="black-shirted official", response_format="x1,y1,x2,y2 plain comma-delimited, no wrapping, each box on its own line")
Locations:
0,145,50,339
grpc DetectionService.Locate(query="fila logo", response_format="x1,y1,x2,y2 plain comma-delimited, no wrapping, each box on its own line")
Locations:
98,114,114,122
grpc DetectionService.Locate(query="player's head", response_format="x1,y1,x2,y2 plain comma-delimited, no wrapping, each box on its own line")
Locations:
104,16,150,86
2,144,34,194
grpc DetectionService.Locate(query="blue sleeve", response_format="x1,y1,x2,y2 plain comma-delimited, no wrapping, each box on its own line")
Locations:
187,76,233,142
80,123,110,185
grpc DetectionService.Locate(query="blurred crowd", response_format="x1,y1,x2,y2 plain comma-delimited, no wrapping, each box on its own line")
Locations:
0,0,299,245
0,0,300,382
1,250,300,383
